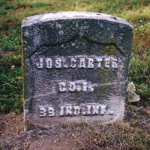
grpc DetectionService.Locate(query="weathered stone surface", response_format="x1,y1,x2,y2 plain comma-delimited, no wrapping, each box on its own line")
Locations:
22,11,133,130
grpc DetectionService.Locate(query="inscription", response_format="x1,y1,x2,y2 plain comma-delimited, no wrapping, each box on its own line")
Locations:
39,106,55,117
58,80,94,92
35,55,118,69
39,104,114,117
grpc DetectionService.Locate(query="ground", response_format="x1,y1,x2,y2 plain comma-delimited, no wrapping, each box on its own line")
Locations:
0,104,150,150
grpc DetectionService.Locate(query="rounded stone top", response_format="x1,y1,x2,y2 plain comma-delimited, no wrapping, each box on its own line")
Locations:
22,11,133,28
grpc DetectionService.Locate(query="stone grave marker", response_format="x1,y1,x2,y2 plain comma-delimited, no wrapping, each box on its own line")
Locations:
22,12,133,130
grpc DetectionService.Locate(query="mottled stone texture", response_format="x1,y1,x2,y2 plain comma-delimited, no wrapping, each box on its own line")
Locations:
22,12,133,130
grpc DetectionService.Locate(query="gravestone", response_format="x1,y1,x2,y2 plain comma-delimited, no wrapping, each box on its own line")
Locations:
22,12,133,130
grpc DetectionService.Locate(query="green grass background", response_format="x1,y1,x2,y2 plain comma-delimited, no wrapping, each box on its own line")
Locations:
0,0,150,114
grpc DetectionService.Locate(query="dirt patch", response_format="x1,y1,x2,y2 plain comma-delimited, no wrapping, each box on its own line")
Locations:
0,112,24,136
28,137,78,150
0,105,150,150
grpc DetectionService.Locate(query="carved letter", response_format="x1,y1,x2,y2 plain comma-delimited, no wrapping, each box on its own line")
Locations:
55,58,62,68
111,58,118,68
36,58,44,68
88,83,94,92
70,58,76,68
96,57,102,68
68,82,76,92
58,82,66,92
86,105,91,115
82,82,87,92
81,106,86,115
105,57,110,68
76,82,82,91
100,105,106,115
92,105,100,115
79,58,86,68
45,58,53,68
107,110,114,115
87,58,94,68
62,58,68,68
65,106,72,115
59,106,64,116
48,107,55,116
74,106,80,115
39,106,47,117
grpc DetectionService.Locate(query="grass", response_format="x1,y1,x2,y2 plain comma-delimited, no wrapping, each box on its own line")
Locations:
0,54,22,114
0,0,150,112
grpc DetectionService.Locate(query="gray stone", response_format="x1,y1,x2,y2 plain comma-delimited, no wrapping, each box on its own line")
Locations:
22,11,133,130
